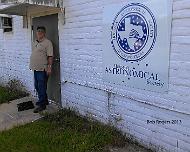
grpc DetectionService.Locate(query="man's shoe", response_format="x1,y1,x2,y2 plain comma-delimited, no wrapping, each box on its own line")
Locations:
33,105,46,113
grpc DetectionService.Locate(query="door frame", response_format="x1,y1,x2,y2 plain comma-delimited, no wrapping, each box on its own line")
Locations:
31,13,62,105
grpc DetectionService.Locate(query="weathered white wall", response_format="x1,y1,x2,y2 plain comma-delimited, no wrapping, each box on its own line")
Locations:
0,0,190,151
0,13,34,92
59,0,190,151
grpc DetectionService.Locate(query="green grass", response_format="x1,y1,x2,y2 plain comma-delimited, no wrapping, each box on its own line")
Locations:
0,109,127,152
0,86,28,104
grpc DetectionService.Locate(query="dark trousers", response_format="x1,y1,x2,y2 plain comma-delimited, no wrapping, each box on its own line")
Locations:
34,70,48,106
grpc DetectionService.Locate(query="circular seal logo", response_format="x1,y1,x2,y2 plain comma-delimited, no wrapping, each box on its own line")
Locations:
111,3,157,62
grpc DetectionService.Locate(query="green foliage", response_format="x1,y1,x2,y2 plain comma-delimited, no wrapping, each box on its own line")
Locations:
0,109,127,152
0,79,29,104
6,79,27,93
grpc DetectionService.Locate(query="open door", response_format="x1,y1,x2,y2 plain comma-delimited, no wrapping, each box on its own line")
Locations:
32,14,61,104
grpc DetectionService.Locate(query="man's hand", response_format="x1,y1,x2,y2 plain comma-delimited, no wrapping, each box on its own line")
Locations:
47,56,53,76
46,65,52,76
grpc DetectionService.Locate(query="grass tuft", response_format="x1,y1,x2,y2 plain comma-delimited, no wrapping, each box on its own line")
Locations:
0,79,29,104
0,86,28,104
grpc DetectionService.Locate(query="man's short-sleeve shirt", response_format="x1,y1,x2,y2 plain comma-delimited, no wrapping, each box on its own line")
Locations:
30,38,53,71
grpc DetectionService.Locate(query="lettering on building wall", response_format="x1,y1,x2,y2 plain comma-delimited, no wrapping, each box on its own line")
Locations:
105,64,164,88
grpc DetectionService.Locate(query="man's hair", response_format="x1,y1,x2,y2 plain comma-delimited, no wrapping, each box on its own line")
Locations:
37,26,46,33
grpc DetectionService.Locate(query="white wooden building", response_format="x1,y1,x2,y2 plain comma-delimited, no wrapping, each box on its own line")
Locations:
0,0,190,151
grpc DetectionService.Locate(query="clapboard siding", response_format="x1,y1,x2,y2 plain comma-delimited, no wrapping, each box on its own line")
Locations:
59,0,190,151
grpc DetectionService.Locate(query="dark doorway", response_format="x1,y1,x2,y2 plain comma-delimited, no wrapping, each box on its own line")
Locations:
32,14,61,104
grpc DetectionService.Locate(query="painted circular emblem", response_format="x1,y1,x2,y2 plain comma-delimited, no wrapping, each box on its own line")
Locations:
111,3,157,62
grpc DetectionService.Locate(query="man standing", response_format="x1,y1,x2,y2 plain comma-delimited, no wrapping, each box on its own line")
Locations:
29,26,53,113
